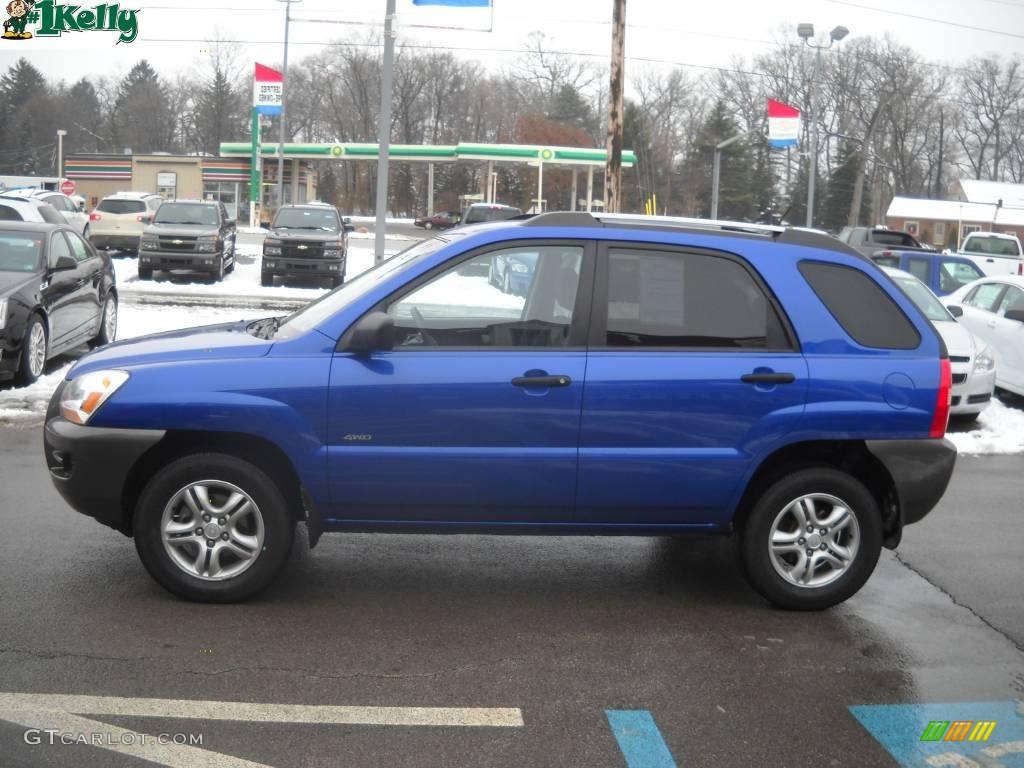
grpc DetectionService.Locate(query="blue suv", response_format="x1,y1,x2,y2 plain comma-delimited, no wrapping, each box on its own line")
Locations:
44,212,957,609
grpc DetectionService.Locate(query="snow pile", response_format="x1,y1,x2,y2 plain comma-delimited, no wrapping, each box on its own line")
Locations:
947,398,1024,455
348,231,419,242
346,216,417,226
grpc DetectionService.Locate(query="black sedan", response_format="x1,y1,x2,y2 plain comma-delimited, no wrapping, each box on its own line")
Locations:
0,222,117,385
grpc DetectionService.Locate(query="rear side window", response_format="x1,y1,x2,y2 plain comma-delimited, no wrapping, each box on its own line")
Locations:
906,258,929,283
0,204,24,221
965,282,1006,312
97,199,146,214
799,261,921,349
602,248,791,349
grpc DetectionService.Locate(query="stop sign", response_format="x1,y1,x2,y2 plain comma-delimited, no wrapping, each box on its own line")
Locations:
60,179,75,196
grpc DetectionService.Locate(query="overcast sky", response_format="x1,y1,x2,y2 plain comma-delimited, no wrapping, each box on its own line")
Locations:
3,0,1023,90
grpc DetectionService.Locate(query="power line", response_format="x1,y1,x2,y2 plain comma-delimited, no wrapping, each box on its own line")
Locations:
825,0,1024,40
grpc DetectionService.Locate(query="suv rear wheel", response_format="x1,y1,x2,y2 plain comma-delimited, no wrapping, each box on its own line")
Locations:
740,468,882,610
133,453,295,602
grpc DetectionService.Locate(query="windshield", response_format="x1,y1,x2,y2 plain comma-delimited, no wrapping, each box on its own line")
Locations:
153,203,219,226
0,233,43,272
273,207,340,232
277,236,455,337
464,206,522,223
894,275,952,322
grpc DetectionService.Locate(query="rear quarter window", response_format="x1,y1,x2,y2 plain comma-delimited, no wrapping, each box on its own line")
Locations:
97,199,146,214
799,261,921,350
0,204,25,221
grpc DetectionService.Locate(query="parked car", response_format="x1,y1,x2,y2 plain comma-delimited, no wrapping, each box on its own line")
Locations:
881,266,995,421
0,195,66,228
950,231,1023,277
870,251,986,296
459,203,523,226
44,212,956,609
487,249,537,296
946,275,1024,398
262,203,352,288
0,188,89,236
137,200,236,281
0,222,117,385
414,211,461,230
837,226,935,259
89,192,163,253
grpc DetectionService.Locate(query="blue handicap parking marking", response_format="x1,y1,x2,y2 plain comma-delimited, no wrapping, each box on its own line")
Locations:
605,709,679,768
850,700,1024,767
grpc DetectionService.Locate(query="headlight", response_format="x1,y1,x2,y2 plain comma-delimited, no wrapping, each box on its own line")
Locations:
197,235,220,253
60,370,129,425
264,246,282,255
0,298,7,330
140,237,159,250
511,263,530,274
974,347,995,373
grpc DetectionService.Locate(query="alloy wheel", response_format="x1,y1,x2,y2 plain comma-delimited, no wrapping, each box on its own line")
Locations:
767,493,860,588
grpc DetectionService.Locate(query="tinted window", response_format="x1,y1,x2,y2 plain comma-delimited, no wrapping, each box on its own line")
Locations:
603,249,789,349
0,233,43,272
97,199,146,214
154,203,220,226
868,230,919,248
388,245,582,348
939,259,983,294
0,204,24,222
906,259,929,283
800,261,921,349
65,231,92,262
966,283,1007,312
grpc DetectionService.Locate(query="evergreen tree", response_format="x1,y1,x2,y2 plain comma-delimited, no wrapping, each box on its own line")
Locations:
546,84,592,132
111,61,175,153
680,101,754,220
59,79,105,153
0,59,55,174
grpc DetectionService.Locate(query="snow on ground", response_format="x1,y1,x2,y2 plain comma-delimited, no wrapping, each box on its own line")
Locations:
947,398,1024,455
347,216,416,226
0,303,261,427
348,230,419,242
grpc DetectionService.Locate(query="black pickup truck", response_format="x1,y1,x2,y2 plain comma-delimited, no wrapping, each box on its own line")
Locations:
261,203,352,288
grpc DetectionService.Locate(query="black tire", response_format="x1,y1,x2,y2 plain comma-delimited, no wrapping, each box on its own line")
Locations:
88,292,117,349
424,221,433,230
138,267,153,280
740,468,883,611
261,272,273,287
15,314,47,385
133,453,295,603
225,243,236,273
214,254,225,282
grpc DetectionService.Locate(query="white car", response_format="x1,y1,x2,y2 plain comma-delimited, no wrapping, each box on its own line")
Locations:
0,188,88,236
883,267,997,420
946,275,1024,398
89,192,163,253
0,195,66,227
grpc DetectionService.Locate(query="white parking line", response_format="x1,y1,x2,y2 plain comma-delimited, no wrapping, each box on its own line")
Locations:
0,691,524,768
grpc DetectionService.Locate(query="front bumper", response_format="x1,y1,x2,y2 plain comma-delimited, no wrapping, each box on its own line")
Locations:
90,234,141,251
866,438,957,529
261,255,345,278
139,250,223,273
950,365,996,415
44,415,164,534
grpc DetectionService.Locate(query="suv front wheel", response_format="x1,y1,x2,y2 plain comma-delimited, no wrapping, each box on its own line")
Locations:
133,453,295,602
740,468,883,611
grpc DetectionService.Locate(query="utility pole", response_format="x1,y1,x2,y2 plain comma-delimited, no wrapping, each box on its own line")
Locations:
604,0,626,214
55,129,67,181
374,0,397,263
275,0,299,210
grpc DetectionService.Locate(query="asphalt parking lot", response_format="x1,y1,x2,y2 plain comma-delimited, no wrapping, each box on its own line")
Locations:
1,423,1022,768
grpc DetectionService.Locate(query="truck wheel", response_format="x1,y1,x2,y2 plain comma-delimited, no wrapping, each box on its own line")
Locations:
215,255,225,282
740,468,882,610
133,453,295,603
138,268,153,280
261,272,273,287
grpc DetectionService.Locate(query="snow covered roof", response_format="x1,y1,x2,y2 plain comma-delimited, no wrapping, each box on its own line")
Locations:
886,196,1024,228
956,179,1024,207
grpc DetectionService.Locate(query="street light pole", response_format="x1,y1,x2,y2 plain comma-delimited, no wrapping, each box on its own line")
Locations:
374,0,397,264
798,23,848,229
55,129,67,181
275,0,299,210
711,133,746,220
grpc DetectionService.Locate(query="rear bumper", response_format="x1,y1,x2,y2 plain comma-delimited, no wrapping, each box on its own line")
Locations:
139,250,223,273
90,234,140,251
866,438,957,527
44,415,164,534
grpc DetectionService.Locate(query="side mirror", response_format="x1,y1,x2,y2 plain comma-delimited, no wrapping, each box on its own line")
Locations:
52,255,77,271
947,305,964,318
343,223,355,233
344,311,394,353
1005,308,1024,324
